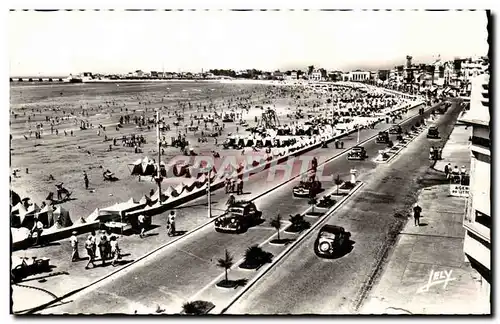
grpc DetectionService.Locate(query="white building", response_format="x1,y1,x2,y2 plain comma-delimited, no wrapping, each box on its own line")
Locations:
309,69,323,82
348,71,370,82
460,73,490,301
291,71,298,80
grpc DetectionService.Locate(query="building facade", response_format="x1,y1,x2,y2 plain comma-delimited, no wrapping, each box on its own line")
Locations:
309,69,323,82
349,71,370,82
460,73,491,301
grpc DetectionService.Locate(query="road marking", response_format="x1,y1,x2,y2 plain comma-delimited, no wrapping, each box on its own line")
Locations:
177,248,211,263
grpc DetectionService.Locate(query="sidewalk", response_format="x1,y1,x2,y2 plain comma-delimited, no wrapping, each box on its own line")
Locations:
360,123,489,315
434,123,471,173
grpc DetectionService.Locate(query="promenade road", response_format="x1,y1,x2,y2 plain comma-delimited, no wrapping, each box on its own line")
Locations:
225,101,462,314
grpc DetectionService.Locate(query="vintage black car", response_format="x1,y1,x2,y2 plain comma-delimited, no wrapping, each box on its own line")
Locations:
376,131,390,144
427,126,440,139
388,125,402,134
214,201,262,233
347,146,368,160
314,225,351,258
293,174,322,198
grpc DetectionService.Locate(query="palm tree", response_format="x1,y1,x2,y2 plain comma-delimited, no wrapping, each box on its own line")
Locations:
217,249,234,284
308,196,318,214
289,213,310,232
334,175,343,195
244,245,272,267
270,214,282,240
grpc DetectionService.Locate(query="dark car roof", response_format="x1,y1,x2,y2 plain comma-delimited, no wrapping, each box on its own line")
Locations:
319,224,345,234
232,201,254,208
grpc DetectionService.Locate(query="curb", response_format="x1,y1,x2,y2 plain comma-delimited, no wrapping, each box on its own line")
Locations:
218,181,365,314
25,100,429,314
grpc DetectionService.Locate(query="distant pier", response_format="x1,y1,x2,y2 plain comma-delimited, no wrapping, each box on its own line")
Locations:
10,77,64,82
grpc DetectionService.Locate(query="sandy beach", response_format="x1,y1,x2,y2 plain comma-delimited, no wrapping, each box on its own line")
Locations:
10,81,344,223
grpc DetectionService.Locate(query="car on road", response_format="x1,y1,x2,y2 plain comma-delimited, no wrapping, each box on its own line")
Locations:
389,125,402,134
314,225,351,258
293,172,322,198
427,126,440,139
347,146,368,160
376,131,390,144
214,201,262,233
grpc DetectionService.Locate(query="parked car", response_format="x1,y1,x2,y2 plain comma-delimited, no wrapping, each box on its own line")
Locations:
389,125,402,134
293,173,322,198
376,131,390,144
427,126,440,139
214,201,262,233
314,225,351,258
347,146,368,160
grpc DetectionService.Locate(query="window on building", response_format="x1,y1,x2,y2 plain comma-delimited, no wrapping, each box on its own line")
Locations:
471,136,491,149
475,210,491,228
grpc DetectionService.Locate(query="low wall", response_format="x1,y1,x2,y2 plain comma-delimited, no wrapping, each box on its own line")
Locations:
12,100,424,249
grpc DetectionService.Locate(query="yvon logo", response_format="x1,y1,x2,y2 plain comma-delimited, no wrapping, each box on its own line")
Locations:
417,269,457,293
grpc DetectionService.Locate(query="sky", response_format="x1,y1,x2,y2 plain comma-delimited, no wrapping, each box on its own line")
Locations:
8,9,489,76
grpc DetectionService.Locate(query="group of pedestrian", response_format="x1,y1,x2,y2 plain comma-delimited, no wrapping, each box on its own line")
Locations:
444,163,468,183
429,146,443,160
70,230,122,269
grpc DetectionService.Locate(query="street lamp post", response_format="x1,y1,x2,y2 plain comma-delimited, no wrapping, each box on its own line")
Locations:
207,169,212,218
156,111,163,205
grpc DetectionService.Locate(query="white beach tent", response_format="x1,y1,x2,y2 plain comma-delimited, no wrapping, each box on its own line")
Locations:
53,205,73,228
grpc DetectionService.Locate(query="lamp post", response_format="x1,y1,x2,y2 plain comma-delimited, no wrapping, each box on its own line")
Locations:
207,168,212,218
156,111,163,204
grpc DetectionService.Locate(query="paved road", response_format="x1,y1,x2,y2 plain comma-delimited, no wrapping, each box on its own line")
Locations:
225,101,463,314
43,102,439,314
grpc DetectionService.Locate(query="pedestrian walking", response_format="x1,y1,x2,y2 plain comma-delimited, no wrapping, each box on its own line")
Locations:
89,230,97,256
444,162,451,178
413,203,422,226
83,171,89,190
138,214,146,238
97,231,108,265
70,231,80,261
110,235,121,267
167,211,176,237
85,235,96,269
452,165,460,183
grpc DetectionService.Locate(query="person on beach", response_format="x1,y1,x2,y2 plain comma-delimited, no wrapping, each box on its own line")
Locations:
84,172,89,190
31,216,44,246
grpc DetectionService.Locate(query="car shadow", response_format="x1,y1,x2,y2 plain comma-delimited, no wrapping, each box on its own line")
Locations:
254,218,266,226
329,239,356,260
